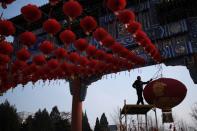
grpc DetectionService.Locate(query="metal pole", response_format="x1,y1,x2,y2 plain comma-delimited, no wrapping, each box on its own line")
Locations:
145,113,148,131
124,100,127,131
154,108,158,130
71,78,82,131
137,115,139,131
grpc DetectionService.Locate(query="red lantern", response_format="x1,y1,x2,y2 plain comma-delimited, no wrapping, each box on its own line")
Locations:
0,54,10,65
74,38,88,51
127,21,142,34
59,30,76,45
63,1,82,19
138,37,152,47
33,55,46,65
12,60,27,72
16,48,31,61
0,41,13,55
86,45,97,56
134,30,147,42
79,56,89,67
0,0,15,9
110,43,123,54
101,35,115,47
117,10,135,24
80,16,97,34
61,61,68,72
21,4,42,22
0,20,15,36
54,48,67,59
47,59,59,69
107,0,126,12
93,27,108,42
43,19,61,35
39,40,54,54
19,31,36,47
95,50,105,60
69,52,80,63
143,78,187,111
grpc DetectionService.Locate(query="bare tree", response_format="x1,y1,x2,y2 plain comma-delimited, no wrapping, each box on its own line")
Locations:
191,103,197,130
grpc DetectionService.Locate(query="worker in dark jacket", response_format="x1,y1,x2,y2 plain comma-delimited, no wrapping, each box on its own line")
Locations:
132,76,152,105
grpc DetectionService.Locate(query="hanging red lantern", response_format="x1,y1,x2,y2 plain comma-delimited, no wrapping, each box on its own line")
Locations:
127,21,142,34
110,42,123,54
54,48,67,59
101,35,115,47
138,37,152,47
47,59,59,69
86,45,97,56
12,60,27,72
59,30,76,45
103,53,114,63
69,52,80,63
16,48,31,61
74,38,88,51
21,4,42,22
0,54,10,65
95,50,105,60
107,0,126,12
19,31,36,47
119,47,129,58
0,41,13,55
49,0,59,6
43,19,61,35
0,20,15,36
134,30,147,42
61,61,68,72
63,1,82,19
144,78,187,109
93,27,108,42
33,55,46,65
117,9,135,24
79,56,89,67
143,78,187,122
39,40,54,54
80,16,98,34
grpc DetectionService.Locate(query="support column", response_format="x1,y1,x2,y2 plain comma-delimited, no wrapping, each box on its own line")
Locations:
71,78,82,131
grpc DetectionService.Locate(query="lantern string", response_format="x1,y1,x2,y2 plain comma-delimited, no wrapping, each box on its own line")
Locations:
151,64,163,80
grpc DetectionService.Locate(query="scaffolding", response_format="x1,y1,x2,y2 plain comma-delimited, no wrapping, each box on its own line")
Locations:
120,100,158,131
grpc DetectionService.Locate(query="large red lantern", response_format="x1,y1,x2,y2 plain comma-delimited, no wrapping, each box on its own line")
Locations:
143,78,187,122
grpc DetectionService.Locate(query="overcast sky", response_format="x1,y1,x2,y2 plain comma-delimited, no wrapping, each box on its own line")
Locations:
1,0,197,128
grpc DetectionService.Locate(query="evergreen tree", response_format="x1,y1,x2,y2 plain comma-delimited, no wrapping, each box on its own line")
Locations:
100,113,109,131
32,109,54,131
0,100,20,131
82,111,92,131
94,117,100,131
50,106,61,123
20,115,33,131
50,106,71,131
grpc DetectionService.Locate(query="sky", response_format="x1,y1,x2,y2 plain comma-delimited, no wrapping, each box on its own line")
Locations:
1,0,197,128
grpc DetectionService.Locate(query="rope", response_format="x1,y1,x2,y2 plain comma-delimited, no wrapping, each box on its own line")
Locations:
151,64,163,80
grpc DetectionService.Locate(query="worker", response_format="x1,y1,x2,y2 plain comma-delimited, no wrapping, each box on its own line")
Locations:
132,76,152,105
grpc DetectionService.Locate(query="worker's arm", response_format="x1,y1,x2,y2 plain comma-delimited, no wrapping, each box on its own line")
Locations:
142,79,152,85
